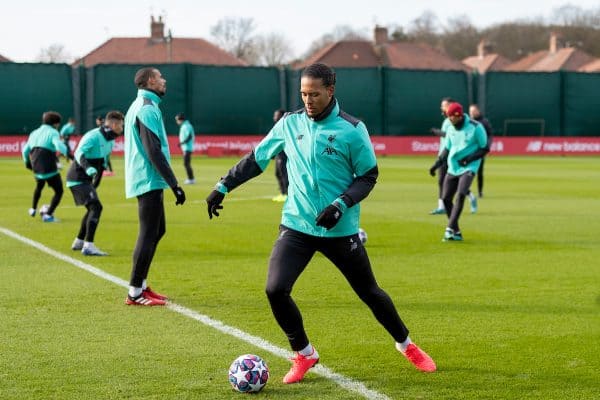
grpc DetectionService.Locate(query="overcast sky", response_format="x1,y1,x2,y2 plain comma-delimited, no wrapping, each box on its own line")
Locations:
1,0,597,62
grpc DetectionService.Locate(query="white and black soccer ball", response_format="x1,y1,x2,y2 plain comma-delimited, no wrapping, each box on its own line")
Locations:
358,228,368,244
39,204,50,216
228,354,269,393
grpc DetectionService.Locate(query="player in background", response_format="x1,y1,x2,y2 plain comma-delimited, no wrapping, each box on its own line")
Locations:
66,111,124,256
468,104,493,198
175,113,195,184
95,115,115,176
206,63,436,384
429,98,478,214
22,111,68,222
271,108,288,202
429,102,489,241
59,117,76,161
124,67,186,306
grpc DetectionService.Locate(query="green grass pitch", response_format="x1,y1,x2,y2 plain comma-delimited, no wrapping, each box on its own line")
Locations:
0,155,598,399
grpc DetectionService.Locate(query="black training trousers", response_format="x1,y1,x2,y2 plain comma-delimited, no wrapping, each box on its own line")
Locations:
183,151,194,180
437,162,448,199
32,174,63,215
442,172,475,232
477,156,485,196
129,190,166,288
70,183,103,242
265,225,409,351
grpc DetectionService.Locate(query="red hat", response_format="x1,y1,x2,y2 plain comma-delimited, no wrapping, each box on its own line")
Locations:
446,102,463,117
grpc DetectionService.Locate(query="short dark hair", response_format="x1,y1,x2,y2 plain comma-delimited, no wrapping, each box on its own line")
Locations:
42,111,62,125
442,97,456,103
105,110,124,122
134,67,157,88
301,63,336,87
175,112,186,121
95,115,104,121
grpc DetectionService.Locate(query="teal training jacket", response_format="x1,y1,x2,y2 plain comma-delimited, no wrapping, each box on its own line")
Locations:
124,89,173,198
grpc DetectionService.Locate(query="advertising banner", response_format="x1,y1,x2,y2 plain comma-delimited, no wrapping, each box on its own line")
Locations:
3,135,600,157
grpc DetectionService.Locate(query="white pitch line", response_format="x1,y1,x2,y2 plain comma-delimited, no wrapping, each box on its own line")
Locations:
0,226,391,400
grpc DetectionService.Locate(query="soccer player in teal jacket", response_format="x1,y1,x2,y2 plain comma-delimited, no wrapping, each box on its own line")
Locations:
175,113,195,184
22,111,68,222
430,102,489,241
206,63,436,384
123,67,186,306
60,117,76,161
66,111,123,256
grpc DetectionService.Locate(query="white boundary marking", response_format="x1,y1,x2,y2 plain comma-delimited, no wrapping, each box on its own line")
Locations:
0,226,391,400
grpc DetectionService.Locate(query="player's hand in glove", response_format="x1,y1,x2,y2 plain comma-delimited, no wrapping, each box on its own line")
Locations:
25,159,32,170
458,158,470,167
316,204,343,230
429,166,437,176
86,166,98,176
172,186,186,205
206,190,224,219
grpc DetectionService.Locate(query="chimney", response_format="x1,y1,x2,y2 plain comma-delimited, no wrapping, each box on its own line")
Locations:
477,39,495,59
477,40,487,58
151,15,165,41
374,26,388,46
549,32,562,53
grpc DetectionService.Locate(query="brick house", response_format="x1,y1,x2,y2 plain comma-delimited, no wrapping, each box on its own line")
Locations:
462,40,512,73
295,26,465,70
503,32,596,72
74,16,245,67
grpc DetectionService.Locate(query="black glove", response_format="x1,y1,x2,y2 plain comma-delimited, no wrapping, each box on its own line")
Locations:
315,204,343,230
458,157,470,167
206,190,225,219
25,159,32,170
172,186,186,205
429,166,437,176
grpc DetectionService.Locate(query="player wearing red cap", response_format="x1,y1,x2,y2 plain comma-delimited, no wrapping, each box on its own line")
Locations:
429,102,489,241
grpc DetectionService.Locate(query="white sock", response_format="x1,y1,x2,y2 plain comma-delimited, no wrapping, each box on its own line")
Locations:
298,343,318,359
129,286,142,298
142,279,147,290
437,199,444,209
83,241,93,248
395,337,412,353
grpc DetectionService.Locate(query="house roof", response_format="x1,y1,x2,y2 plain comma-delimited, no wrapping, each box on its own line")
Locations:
503,48,595,72
294,40,381,69
384,42,465,70
462,53,512,73
578,58,600,72
295,39,464,70
74,37,246,67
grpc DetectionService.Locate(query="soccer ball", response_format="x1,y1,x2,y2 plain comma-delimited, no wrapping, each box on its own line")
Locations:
39,204,50,216
358,228,368,244
228,354,269,393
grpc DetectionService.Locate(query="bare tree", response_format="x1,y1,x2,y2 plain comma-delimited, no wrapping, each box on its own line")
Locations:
36,44,72,63
210,17,257,62
253,32,294,66
303,25,368,58
408,10,440,46
441,15,480,60
551,4,600,28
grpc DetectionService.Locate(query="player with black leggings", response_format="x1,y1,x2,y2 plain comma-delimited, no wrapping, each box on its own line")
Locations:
206,63,436,385
123,67,186,306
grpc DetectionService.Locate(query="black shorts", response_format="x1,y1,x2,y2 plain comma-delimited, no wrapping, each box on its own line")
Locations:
70,183,99,206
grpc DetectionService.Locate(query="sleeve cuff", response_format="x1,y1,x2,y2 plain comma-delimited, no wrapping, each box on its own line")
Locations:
215,182,229,194
333,197,348,212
